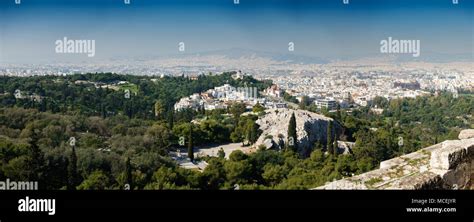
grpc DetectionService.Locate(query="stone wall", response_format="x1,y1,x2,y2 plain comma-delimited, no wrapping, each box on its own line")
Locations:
315,129,474,190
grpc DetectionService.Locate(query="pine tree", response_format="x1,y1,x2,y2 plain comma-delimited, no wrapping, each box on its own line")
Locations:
248,120,259,145
188,124,194,162
67,146,79,190
217,148,226,159
287,112,297,151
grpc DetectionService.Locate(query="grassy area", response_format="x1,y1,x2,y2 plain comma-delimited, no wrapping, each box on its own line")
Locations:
365,177,383,187
119,83,139,94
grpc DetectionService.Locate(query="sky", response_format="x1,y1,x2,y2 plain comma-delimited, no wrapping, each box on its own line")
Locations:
0,0,472,63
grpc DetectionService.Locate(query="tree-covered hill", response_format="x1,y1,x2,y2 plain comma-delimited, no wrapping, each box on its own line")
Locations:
0,72,472,190
0,72,272,119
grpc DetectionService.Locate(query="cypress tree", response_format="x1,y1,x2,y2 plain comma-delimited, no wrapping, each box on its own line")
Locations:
336,103,342,121
100,102,107,119
327,121,333,154
28,131,44,183
188,124,194,162
167,110,174,130
67,146,79,190
333,122,339,156
125,157,133,190
287,112,297,151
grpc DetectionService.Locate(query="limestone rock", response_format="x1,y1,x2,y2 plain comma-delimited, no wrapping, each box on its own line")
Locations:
459,129,474,140
430,142,467,170
315,131,474,190
430,139,474,170
255,108,336,151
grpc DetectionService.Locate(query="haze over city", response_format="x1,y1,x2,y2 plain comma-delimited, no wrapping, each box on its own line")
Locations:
1,0,472,64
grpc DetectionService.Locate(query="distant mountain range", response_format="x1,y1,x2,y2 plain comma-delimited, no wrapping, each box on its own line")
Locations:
191,48,330,64
120,48,472,65
6,45,470,66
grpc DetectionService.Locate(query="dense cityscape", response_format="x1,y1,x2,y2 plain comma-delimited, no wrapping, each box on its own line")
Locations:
3,56,472,112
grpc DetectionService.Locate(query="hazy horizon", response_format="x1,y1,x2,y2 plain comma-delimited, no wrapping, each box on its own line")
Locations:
1,0,472,64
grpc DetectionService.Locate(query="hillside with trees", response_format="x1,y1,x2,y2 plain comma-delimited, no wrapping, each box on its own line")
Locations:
0,73,472,189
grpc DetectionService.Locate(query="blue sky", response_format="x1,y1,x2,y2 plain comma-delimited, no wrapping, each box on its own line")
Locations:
0,0,472,63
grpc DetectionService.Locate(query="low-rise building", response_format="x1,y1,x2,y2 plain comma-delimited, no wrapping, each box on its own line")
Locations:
315,98,337,110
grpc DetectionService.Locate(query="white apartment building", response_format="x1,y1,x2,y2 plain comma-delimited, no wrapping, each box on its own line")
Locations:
315,98,337,110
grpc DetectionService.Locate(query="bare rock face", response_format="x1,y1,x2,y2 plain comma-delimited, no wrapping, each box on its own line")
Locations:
255,108,336,151
387,171,443,190
316,130,474,190
430,140,470,170
459,129,474,140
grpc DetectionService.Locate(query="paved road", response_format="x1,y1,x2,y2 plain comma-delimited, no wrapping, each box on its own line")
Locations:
197,143,250,159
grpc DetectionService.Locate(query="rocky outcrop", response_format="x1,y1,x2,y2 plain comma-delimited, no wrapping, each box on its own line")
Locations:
459,129,474,140
255,108,338,152
315,129,474,190
430,140,471,170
